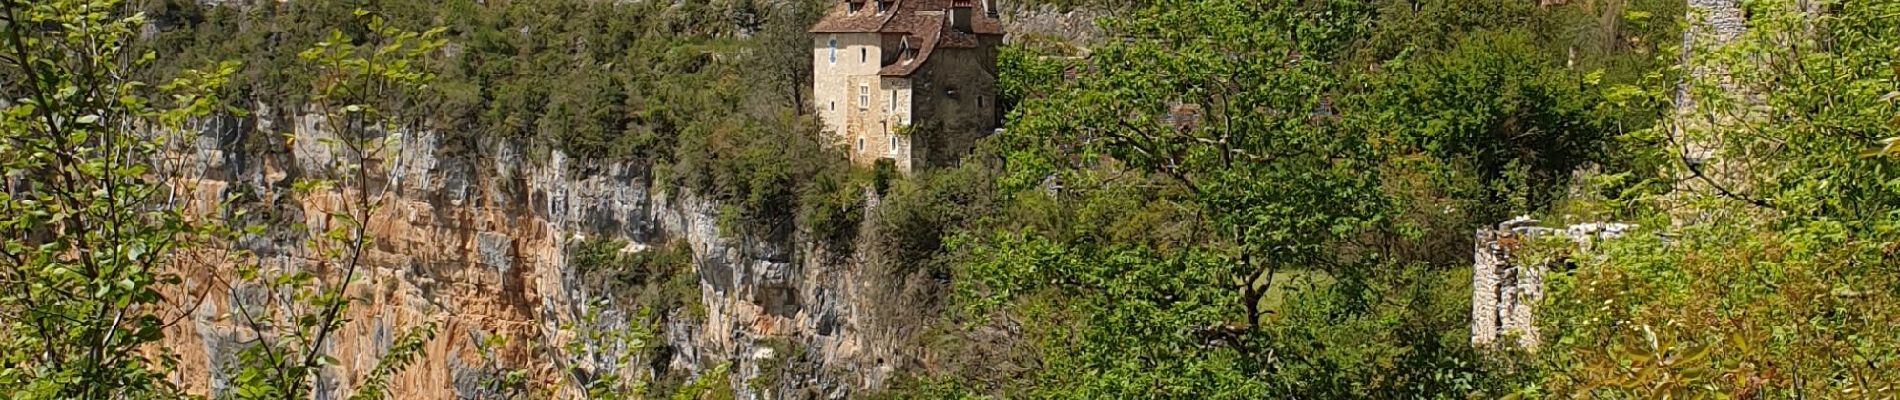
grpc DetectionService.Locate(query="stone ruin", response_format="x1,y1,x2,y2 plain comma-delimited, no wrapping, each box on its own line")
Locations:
1471,217,1633,349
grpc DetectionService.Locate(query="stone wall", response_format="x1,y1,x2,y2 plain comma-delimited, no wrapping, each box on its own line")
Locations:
908,39,1002,169
1471,218,1632,349
999,1,1107,45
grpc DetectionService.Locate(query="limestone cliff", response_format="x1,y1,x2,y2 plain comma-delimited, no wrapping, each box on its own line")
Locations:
165,106,935,399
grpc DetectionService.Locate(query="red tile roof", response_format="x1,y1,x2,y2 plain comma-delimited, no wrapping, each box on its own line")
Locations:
879,20,939,76
812,0,1002,76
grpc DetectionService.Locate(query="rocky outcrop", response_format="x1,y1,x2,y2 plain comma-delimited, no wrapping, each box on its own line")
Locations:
999,1,1109,46
164,107,932,399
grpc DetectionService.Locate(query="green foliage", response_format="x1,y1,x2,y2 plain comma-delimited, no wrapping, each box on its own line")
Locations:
1539,218,1900,397
34,0,1900,397
0,1,230,398
926,0,1686,397
1366,31,1618,219
560,297,660,400
1531,0,1900,396
221,9,446,400
995,44,1072,118
1671,0,1899,221
747,338,806,394
1003,0,1390,331
571,237,702,319
2,2,447,399
141,0,864,241
668,363,736,400
346,322,440,400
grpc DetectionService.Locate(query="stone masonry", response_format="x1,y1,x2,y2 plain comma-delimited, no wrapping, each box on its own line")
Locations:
1472,217,1632,349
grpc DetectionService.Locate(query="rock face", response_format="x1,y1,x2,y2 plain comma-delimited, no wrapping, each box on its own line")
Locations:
999,0,1108,46
1471,217,1632,349
164,108,931,399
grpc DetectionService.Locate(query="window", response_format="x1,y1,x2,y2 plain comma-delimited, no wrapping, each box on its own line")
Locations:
889,135,897,152
829,101,835,111
877,1,889,14
977,95,985,108
860,48,867,64
858,85,869,109
848,1,861,14
857,138,864,153
899,37,914,63
828,37,837,64
888,90,897,112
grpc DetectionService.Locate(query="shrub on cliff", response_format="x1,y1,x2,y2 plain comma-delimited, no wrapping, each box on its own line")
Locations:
1,2,445,398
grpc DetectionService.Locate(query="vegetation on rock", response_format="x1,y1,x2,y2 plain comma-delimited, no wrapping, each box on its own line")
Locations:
3,0,1898,397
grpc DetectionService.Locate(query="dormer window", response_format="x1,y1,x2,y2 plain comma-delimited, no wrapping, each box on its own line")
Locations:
848,1,862,14
899,37,915,64
877,1,890,14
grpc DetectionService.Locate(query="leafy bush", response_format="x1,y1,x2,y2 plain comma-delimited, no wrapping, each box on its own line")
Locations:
141,0,864,238
571,238,701,318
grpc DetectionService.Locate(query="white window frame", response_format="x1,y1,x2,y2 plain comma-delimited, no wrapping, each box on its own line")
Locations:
888,90,897,112
858,85,869,110
888,135,898,154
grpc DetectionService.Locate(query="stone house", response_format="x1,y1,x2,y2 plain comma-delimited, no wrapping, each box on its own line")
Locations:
810,0,1003,173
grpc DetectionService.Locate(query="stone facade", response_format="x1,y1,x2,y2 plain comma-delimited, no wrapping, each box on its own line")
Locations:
811,0,1002,173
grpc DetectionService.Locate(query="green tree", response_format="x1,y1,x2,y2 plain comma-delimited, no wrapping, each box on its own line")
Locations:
219,10,446,400
0,1,232,398
1534,0,1900,396
1365,31,1618,219
1002,0,1383,333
